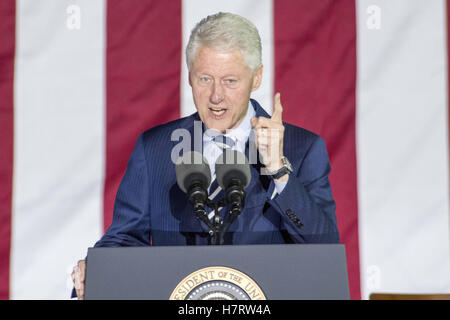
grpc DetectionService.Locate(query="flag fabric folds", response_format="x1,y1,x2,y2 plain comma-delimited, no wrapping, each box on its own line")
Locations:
0,0,449,299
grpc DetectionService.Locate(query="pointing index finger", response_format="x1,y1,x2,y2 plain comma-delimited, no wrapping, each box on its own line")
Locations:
271,92,283,123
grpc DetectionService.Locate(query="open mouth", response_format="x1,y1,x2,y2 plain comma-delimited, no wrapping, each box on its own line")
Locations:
209,107,227,118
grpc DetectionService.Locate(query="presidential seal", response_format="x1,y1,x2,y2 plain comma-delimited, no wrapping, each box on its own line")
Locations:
169,266,266,300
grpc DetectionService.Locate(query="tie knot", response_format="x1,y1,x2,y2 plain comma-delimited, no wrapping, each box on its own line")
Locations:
212,135,236,150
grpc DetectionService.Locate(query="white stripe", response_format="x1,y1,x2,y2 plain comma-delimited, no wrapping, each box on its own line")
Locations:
208,207,224,220
208,185,222,200
181,0,274,117
12,0,105,299
356,0,450,299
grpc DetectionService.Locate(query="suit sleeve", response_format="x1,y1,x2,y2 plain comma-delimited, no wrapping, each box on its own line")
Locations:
268,136,340,243
94,134,151,247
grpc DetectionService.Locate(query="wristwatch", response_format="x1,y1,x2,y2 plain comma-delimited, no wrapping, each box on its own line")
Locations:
267,156,293,179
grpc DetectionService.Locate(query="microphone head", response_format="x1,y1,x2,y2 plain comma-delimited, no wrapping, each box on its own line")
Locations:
215,150,251,190
175,151,211,193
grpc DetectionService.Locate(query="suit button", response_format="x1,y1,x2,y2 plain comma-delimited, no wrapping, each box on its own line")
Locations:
285,209,303,228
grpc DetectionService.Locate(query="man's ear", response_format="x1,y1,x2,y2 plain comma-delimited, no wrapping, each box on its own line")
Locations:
188,72,193,87
251,64,263,92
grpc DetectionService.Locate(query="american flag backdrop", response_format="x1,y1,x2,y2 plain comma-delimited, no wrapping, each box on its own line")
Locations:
0,0,449,300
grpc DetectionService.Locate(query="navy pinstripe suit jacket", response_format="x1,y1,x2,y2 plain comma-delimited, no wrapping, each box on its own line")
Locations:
94,99,340,247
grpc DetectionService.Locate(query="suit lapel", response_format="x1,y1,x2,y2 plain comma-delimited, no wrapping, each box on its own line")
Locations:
242,99,273,209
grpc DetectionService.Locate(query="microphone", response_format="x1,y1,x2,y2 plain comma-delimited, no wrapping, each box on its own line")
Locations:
215,150,251,206
215,150,251,240
175,151,214,232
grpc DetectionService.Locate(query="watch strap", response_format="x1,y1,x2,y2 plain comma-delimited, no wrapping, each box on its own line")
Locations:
267,157,293,179
270,166,291,179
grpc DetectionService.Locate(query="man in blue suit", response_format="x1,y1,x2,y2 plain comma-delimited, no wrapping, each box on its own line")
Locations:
72,12,339,299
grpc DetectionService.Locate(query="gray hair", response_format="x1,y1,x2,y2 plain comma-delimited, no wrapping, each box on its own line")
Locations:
186,12,262,72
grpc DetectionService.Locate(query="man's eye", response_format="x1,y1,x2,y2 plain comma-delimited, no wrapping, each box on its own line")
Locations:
224,79,237,84
200,77,210,82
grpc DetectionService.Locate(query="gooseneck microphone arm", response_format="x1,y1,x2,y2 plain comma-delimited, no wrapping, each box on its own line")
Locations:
187,181,215,235
220,178,246,243
206,199,224,245
190,185,223,245
215,150,251,245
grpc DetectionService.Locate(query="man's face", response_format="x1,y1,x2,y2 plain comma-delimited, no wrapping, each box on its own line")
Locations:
189,46,262,133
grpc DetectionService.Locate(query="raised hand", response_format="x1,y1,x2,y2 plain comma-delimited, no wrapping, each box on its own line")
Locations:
250,92,287,180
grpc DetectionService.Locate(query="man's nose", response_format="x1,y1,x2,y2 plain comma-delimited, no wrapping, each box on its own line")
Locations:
210,82,224,104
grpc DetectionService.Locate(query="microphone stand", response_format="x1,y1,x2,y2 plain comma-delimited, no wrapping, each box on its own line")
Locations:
210,198,244,245
207,199,225,245
221,203,243,237
219,180,245,243
194,185,245,245
191,197,224,245
193,203,216,237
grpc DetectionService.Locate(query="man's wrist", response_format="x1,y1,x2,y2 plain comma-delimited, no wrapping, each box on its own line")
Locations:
266,156,293,180
266,161,283,173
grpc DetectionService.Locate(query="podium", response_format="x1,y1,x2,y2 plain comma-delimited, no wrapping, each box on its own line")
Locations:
84,244,349,300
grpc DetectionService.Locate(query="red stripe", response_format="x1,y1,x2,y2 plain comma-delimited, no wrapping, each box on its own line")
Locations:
0,0,15,300
104,1,182,231
274,0,360,299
